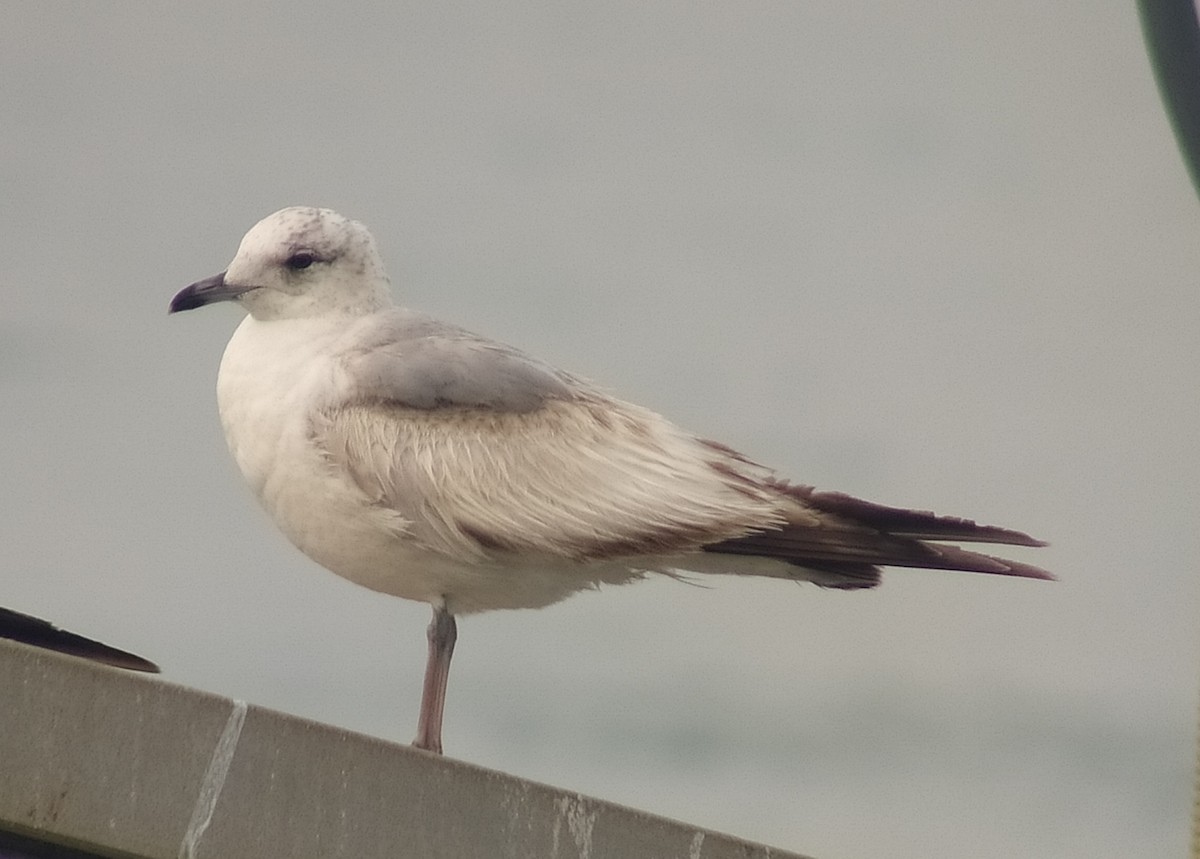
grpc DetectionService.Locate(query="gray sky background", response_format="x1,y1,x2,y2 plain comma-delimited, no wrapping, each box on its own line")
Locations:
2,4,1196,858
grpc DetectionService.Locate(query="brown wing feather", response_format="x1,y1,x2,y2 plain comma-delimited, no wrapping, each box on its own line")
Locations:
776,482,1047,546
705,482,1053,588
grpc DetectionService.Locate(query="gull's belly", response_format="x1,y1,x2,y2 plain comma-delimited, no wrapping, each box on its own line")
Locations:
219,394,637,612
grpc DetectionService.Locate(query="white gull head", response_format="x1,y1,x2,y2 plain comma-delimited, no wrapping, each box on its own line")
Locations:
170,206,392,321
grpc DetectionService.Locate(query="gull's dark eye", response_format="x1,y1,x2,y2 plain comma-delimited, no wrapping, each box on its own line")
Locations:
285,251,318,271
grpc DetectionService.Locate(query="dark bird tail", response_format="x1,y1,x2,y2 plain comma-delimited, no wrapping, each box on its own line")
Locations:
706,483,1052,590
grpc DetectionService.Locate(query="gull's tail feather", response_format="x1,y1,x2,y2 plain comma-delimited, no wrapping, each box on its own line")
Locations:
0,608,160,672
705,482,1053,590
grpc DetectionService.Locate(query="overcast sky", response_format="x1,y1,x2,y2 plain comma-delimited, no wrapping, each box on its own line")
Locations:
2,4,1197,858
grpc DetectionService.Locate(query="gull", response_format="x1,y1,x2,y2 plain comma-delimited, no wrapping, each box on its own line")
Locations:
169,206,1051,754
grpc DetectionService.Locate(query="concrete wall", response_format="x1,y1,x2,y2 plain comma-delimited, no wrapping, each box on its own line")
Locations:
0,640,812,859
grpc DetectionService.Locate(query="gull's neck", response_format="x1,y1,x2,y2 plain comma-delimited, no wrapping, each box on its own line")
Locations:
242,281,394,323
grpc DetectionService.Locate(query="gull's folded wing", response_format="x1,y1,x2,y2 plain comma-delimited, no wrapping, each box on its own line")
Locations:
322,315,786,562
320,312,1051,586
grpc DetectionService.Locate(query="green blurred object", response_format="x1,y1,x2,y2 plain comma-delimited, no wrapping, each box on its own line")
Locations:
1137,5,1200,854
1138,4,1200,857
1139,0,1200,197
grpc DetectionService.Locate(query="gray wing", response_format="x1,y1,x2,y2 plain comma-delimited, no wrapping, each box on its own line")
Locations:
320,313,787,563
339,311,575,412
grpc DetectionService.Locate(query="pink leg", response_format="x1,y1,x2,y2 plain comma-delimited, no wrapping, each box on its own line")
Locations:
413,604,456,754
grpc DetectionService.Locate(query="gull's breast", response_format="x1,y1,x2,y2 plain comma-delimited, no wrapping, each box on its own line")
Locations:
214,316,456,604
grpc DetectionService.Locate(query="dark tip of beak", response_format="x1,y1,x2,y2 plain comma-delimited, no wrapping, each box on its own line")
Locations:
169,271,249,314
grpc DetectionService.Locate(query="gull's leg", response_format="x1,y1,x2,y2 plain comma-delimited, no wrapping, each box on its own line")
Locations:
413,603,457,754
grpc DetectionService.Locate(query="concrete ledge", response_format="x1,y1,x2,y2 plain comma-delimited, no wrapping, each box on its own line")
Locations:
0,640,812,859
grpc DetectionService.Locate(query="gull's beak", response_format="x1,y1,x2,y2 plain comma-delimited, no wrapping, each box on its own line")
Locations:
169,272,254,313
